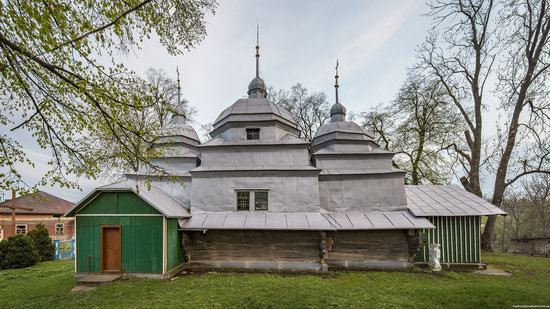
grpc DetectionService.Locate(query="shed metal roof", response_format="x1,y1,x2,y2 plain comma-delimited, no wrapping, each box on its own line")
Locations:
406,185,507,217
178,210,433,231
65,182,190,218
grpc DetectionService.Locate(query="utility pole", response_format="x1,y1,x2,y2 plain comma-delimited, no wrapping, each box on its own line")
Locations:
0,190,33,235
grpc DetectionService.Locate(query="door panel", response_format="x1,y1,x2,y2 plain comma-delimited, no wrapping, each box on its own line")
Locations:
102,226,121,272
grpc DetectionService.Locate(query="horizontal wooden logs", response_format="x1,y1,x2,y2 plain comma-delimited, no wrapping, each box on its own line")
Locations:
183,229,418,270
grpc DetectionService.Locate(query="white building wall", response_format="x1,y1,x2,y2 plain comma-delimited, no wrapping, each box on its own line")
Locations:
191,175,321,213
318,175,407,212
201,147,310,167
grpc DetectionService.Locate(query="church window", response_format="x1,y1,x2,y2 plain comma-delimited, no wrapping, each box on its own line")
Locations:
236,192,250,211
235,190,269,211
254,191,269,210
246,128,260,140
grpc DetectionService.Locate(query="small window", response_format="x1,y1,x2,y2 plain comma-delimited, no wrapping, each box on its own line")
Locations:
246,128,260,140
55,223,64,235
16,224,27,234
236,190,269,211
254,191,269,210
236,192,250,211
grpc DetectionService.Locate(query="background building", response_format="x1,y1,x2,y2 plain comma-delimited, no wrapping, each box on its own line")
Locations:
0,191,75,241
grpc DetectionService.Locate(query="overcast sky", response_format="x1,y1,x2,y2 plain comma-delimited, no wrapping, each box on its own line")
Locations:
4,0,438,202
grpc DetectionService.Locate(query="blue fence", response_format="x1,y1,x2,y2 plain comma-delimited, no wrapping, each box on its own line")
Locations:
53,239,75,260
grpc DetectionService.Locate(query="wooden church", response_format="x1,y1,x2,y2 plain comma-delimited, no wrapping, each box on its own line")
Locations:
66,38,505,278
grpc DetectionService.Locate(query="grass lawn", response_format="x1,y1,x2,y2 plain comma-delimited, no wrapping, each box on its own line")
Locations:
0,253,549,308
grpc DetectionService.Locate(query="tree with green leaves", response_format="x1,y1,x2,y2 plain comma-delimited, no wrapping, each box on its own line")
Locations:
0,0,216,195
91,67,196,181
362,72,464,185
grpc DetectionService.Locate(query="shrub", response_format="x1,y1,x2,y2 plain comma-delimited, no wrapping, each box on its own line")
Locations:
0,240,8,269
3,234,39,269
28,223,54,261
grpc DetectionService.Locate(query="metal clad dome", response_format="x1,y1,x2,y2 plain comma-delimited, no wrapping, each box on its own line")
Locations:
213,98,298,129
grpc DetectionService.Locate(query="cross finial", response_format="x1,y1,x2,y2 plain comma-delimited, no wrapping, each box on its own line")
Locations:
335,59,339,104
255,19,260,77
176,66,181,105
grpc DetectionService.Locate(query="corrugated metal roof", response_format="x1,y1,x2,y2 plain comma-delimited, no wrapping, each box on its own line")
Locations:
406,185,507,217
322,211,433,230
65,182,190,218
178,211,434,231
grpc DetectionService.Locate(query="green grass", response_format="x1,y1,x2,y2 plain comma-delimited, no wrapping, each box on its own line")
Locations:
1,253,549,308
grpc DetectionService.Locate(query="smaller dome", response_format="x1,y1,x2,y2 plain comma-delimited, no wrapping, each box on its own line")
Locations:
247,76,267,98
330,102,346,122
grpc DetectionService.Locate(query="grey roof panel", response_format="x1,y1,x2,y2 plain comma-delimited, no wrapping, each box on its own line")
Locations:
367,212,395,229
347,212,374,229
406,185,507,217
213,98,298,129
224,213,247,229
265,213,287,229
179,211,434,230
286,214,310,229
244,213,267,229
202,213,227,228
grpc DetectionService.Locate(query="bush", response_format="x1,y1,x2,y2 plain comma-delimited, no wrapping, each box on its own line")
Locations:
28,223,54,261
2,234,39,269
0,240,8,269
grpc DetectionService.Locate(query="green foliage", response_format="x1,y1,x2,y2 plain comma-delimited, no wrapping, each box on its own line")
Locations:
0,0,216,195
28,224,54,262
1,253,549,308
0,240,8,269
362,72,464,185
2,234,39,269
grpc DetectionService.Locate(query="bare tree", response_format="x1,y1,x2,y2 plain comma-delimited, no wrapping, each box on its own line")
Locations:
523,174,550,236
419,0,550,249
269,84,330,142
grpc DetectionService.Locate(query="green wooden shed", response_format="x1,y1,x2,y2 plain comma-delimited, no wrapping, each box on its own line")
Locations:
65,182,190,278
406,185,506,268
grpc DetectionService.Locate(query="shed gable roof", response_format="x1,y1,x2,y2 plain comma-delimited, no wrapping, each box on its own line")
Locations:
406,185,507,217
65,182,190,218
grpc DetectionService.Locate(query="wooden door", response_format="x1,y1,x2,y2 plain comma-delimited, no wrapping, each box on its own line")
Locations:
101,226,121,273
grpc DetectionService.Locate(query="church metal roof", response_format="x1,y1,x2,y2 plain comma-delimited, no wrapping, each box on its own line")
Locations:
178,210,433,231
212,98,298,128
406,185,507,217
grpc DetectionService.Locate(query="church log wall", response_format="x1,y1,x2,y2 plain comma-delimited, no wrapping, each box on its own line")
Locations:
183,229,419,271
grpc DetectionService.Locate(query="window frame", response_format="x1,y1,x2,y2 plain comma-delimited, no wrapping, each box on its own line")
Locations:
55,223,65,235
246,128,260,140
15,224,27,234
235,189,269,211
236,191,251,211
